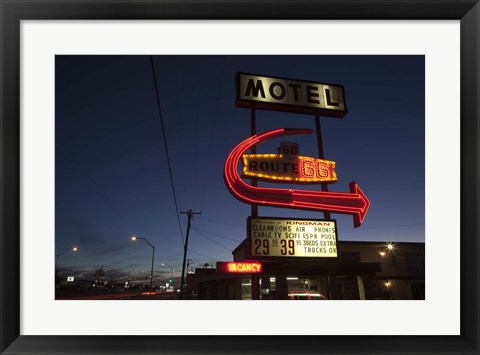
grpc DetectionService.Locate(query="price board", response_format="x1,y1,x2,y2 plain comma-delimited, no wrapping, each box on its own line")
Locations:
247,217,338,259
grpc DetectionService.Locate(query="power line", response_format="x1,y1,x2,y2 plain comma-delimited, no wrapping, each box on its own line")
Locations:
361,223,424,231
203,218,243,226
149,55,185,247
186,253,201,268
192,226,242,243
187,248,219,262
192,228,233,251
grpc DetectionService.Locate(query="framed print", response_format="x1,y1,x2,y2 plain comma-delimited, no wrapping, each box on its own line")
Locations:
1,1,479,354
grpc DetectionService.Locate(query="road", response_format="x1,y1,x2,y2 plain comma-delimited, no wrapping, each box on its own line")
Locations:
55,289,183,300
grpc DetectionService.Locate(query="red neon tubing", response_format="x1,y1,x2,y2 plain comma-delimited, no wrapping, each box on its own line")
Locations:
223,128,370,228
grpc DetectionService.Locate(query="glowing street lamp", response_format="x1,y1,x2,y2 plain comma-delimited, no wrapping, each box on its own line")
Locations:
130,235,155,291
384,281,392,299
162,263,174,289
55,246,78,284
56,246,78,264
379,243,394,257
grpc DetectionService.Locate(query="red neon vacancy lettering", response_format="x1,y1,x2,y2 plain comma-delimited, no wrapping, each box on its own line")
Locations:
226,262,261,273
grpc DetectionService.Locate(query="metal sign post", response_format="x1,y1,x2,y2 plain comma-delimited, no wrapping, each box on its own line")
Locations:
315,112,339,300
249,105,260,300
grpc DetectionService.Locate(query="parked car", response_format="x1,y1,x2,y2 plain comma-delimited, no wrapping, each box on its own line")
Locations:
288,289,328,300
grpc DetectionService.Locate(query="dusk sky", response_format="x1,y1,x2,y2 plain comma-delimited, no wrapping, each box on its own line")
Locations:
55,55,425,284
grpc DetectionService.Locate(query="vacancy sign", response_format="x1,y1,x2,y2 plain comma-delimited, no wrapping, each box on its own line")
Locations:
216,261,262,273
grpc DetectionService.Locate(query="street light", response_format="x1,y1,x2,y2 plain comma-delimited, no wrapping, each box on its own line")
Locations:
56,246,78,265
384,281,392,299
380,242,397,277
380,243,394,256
55,246,78,284
162,263,174,289
131,235,155,291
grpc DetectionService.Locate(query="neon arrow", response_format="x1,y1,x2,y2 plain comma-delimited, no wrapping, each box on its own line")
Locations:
224,128,370,228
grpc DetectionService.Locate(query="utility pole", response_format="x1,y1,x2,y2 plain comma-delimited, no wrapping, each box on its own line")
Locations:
180,209,201,299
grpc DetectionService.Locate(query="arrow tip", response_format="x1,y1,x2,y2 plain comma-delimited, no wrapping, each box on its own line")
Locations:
349,181,370,228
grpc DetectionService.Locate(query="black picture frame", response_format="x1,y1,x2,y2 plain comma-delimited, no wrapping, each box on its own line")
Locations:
1,1,479,354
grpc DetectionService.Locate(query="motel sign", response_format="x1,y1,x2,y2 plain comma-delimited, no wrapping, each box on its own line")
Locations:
236,73,347,117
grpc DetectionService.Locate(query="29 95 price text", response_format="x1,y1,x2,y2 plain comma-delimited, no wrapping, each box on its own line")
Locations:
254,239,295,255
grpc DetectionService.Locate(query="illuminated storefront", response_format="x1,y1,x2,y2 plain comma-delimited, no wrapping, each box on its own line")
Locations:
188,241,424,300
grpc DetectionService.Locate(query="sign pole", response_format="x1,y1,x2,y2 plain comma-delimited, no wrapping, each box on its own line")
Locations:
250,105,260,300
315,112,339,300
250,105,258,218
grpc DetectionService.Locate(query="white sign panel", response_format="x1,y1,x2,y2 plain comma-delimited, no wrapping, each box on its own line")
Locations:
248,217,338,258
